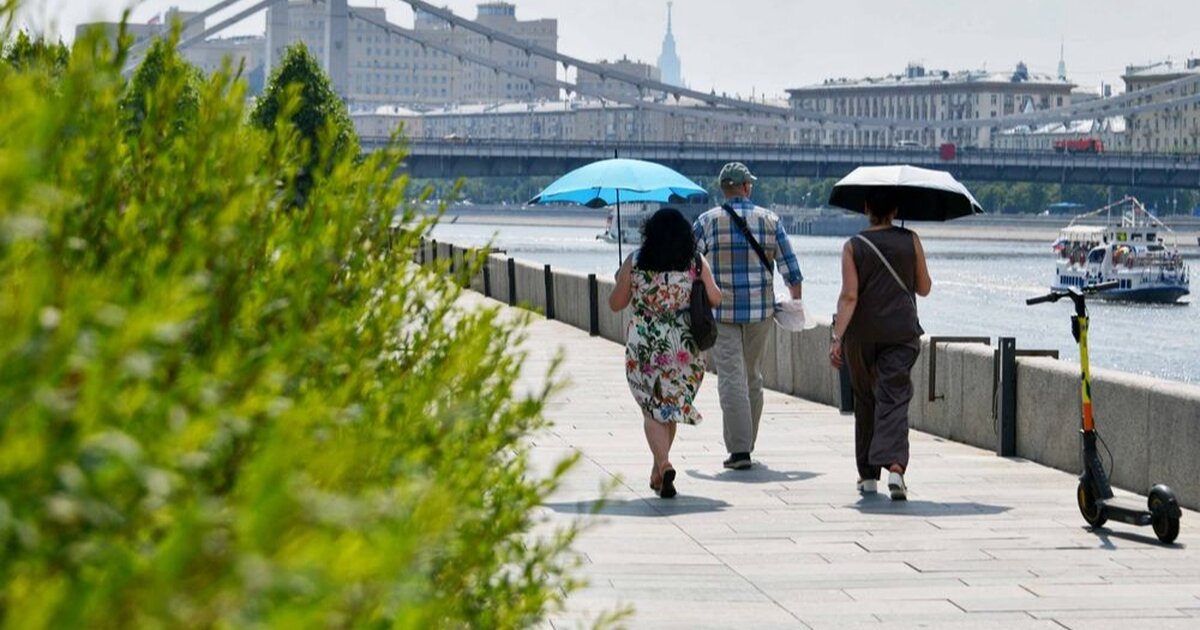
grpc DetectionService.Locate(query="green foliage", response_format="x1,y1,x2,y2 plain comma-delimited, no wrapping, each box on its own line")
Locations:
252,42,359,170
0,12,587,629
119,30,202,138
2,29,68,75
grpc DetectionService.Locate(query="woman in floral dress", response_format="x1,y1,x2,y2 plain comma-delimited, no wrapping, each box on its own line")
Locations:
609,208,722,498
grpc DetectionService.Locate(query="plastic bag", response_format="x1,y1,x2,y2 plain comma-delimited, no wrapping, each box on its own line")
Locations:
774,298,817,331
772,276,817,332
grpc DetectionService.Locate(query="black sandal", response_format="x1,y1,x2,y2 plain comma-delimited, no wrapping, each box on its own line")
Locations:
659,467,677,499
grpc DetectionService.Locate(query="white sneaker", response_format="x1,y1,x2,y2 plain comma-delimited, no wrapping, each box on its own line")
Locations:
857,479,877,494
888,471,907,501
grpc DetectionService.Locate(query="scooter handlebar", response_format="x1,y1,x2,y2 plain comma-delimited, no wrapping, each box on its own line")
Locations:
1086,280,1120,293
1025,293,1061,305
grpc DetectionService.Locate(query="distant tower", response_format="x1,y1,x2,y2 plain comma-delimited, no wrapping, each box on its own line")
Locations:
1057,41,1067,81
657,2,683,87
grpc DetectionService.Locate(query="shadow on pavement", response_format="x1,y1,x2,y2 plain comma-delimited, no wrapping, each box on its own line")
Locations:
543,496,732,517
1092,526,1186,549
847,493,1012,516
686,463,821,484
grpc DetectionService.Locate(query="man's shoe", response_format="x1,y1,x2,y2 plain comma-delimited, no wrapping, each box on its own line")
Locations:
888,471,907,501
857,479,878,494
723,452,752,470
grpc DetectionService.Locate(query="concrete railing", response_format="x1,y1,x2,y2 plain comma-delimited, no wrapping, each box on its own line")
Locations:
423,239,1200,511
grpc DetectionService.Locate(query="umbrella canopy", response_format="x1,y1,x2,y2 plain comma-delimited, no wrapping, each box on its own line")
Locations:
528,158,706,207
828,164,984,221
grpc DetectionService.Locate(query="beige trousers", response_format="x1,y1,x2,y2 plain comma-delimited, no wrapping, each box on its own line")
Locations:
711,319,773,454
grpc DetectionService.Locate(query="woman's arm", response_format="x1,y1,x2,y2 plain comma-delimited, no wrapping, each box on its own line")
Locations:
699,256,723,306
912,232,932,297
608,254,635,311
829,241,859,369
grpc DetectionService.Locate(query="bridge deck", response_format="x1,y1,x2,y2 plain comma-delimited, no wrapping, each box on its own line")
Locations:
472,293,1200,628
389,138,1200,188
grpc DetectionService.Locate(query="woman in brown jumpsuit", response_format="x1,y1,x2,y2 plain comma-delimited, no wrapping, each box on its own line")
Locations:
829,187,932,500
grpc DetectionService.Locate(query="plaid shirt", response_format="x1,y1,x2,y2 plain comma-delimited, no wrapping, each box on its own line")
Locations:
693,198,804,323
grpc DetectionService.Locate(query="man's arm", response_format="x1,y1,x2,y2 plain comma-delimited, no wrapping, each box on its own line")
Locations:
773,219,803,299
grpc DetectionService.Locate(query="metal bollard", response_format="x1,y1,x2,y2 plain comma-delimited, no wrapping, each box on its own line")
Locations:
587,273,599,336
544,264,555,320
996,337,1018,456
507,257,517,306
833,315,854,413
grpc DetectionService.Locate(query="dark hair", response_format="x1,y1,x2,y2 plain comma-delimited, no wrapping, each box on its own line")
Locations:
864,187,900,223
635,207,695,272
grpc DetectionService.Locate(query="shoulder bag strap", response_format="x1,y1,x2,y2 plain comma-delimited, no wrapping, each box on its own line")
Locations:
854,234,916,307
721,203,772,273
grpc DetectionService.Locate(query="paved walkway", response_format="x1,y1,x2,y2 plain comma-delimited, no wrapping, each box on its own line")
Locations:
476,294,1200,629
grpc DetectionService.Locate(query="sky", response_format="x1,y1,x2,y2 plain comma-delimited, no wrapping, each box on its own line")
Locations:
15,0,1200,98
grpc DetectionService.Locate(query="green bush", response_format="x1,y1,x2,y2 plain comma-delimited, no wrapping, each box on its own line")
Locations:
0,14,587,630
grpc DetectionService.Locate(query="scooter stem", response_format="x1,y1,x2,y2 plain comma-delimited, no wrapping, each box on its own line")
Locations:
1076,313,1095,433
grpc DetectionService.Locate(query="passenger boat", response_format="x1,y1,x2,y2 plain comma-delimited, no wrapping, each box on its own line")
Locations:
596,203,656,244
1052,197,1189,303
596,201,710,244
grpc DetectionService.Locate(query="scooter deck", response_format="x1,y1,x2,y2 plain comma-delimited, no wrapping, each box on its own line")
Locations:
1097,497,1153,527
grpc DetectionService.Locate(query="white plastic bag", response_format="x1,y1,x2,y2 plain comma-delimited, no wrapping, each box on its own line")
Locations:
773,298,816,331
772,276,817,331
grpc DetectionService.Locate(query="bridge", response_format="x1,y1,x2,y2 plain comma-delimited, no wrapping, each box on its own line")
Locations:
381,138,1200,188
140,1,1200,188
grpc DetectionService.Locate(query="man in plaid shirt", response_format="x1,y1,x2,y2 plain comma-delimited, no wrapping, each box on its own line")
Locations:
693,162,804,470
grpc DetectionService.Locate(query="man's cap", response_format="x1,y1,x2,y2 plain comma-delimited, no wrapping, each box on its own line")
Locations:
719,162,757,186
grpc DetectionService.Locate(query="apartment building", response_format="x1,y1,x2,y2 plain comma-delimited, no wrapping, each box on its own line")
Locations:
266,0,557,106
1122,59,1200,153
787,62,1074,148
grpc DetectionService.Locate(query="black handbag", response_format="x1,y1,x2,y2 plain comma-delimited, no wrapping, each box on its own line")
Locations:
688,254,718,351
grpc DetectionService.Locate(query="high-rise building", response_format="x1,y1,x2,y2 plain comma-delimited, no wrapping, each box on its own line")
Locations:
657,2,683,87
576,56,661,101
78,8,264,91
265,0,557,106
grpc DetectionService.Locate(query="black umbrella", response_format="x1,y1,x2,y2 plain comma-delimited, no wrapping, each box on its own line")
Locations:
828,165,984,221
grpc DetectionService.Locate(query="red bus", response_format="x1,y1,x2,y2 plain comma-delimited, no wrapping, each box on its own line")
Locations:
1054,138,1104,153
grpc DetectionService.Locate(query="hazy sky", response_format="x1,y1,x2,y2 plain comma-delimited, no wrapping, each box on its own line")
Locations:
16,0,1200,97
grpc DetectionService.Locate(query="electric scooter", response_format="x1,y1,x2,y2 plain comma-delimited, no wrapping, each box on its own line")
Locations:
1026,281,1182,544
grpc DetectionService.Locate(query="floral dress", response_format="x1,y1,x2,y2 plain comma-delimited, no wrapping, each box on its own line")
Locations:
625,264,707,425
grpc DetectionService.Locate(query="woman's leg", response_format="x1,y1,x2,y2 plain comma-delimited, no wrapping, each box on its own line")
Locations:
868,339,921,474
644,414,671,479
845,339,881,483
644,416,677,497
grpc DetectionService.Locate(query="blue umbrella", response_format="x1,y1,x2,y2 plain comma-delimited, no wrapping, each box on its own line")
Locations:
528,158,707,260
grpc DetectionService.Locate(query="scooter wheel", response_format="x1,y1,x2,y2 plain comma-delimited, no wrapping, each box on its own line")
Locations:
1149,489,1180,545
1077,481,1107,528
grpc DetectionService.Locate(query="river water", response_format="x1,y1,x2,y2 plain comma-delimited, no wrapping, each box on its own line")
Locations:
429,223,1199,385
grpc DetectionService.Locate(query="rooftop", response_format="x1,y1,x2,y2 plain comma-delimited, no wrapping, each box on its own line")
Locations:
1124,58,1200,79
790,62,1071,94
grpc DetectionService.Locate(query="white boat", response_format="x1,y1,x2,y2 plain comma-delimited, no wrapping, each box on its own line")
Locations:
596,202,709,244
596,203,657,244
1052,197,1190,303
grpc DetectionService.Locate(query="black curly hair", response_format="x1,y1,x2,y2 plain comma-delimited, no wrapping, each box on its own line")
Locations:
635,207,696,272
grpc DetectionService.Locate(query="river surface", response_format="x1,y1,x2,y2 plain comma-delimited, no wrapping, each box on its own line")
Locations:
430,223,1199,385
